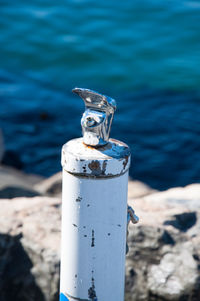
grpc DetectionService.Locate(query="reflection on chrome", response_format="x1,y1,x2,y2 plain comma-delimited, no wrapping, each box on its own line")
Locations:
72,87,116,146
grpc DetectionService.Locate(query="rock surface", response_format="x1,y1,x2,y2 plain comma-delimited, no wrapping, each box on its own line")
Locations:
0,166,200,301
34,172,62,197
126,184,200,301
0,165,43,198
0,196,61,301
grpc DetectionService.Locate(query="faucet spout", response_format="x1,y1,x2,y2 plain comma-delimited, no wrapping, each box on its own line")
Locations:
72,88,116,147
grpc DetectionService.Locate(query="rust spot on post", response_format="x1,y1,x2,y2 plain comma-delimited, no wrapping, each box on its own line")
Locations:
102,160,107,175
88,271,97,300
83,142,95,150
123,155,129,170
88,160,108,176
88,160,102,176
83,141,112,151
88,160,100,170
91,230,95,247
76,196,82,202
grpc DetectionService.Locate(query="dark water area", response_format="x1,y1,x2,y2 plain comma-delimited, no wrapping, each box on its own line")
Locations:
0,1,200,190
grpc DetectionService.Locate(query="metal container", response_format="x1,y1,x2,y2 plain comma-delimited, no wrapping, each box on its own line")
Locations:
60,88,138,301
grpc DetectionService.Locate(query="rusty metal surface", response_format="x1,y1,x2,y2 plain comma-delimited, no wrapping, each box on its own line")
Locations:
61,137,131,178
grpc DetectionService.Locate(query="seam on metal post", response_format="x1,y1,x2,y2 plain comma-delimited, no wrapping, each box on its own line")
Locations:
64,292,91,301
63,169,129,179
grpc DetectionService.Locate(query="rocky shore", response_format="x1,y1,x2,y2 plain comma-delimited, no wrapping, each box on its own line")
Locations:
0,164,200,301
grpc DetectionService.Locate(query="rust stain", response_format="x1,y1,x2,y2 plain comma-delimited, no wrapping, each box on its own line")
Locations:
83,141,112,151
88,271,97,300
82,165,87,173
91,230,95,247
106,173,115,177
88,160,108,176
123,155,129,170
82,142,96,150
88,160,100,170
88,160,102,176
76,196,82,202
102,160,107,175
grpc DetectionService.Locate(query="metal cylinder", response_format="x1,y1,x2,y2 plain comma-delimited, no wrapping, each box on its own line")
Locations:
60,137,131,301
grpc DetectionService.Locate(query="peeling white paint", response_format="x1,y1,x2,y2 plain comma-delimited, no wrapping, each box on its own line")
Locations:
60,137,130,300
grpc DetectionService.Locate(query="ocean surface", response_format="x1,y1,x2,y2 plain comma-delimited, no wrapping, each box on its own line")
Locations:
0,0,200,190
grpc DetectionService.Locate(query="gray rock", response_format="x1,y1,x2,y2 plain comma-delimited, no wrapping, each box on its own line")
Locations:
0,233,45,301
125,225,200,301
0,196,61,301
125,184,200,301
0,165,44,199
147,245,198,300
0,165,44,189
0,180,200,301
0,186,40,199
34,172,62,196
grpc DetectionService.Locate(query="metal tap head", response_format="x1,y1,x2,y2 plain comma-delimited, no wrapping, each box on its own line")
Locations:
72,87,116,146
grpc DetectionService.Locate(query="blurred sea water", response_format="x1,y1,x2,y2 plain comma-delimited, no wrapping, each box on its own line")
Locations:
0,0,200,189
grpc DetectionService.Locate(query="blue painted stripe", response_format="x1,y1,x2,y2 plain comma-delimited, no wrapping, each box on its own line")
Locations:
60,293,69,301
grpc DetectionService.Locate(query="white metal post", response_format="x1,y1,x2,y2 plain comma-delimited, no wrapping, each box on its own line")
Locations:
60,88,137,301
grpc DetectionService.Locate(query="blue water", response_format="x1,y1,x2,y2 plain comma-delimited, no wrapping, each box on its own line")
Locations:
0,1,200,190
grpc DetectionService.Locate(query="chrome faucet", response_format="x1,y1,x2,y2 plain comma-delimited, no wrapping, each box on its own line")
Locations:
72,88,116,147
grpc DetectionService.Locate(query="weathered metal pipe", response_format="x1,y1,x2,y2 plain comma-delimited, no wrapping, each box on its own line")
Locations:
60,88,138,301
